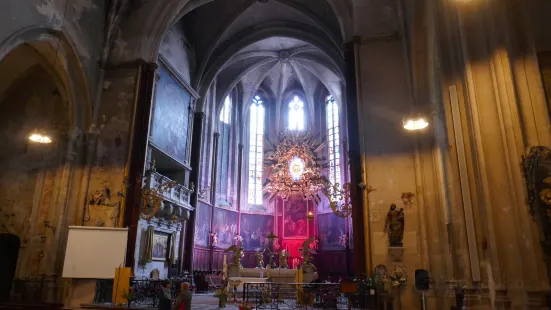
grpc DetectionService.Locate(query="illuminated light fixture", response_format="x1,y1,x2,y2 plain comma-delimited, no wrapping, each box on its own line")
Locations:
307,211,314,221
403,116,429,131
289,157,305,181
29,132,52,144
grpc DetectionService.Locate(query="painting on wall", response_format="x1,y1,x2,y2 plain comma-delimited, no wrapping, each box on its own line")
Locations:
212,207,238,248
152,231,169,261
150,64,191,164
283,198,308,238
240,213,275,251
318,213,347,251
194,202,212,247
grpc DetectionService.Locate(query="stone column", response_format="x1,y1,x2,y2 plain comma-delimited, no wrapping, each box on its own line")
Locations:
236,143,244,233
344,38,369,275
185,111,205,271
123,61,158,269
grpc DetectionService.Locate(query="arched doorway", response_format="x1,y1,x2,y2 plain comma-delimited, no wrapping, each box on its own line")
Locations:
0,233,20,302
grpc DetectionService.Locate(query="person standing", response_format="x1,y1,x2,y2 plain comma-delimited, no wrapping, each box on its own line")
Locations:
173,282,192,310
158,280,173,310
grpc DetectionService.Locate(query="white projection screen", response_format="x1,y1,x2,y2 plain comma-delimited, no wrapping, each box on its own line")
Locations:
62,226,128,279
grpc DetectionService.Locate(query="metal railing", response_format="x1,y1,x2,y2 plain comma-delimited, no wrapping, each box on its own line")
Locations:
9,277,64,305
93,278,190,307
243,282,377,309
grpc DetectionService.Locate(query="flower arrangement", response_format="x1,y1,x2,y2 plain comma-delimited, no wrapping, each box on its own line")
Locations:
214,287,228,298
239,301,252,310
214,287,228,307
137,256,151,269
389,265,407,288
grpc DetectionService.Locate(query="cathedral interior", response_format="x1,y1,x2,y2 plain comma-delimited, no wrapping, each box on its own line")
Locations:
0,0,551,309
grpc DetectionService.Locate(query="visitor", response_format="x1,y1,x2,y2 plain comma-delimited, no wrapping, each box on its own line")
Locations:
311,272,323,284
158,280,173,310
173,282,192,310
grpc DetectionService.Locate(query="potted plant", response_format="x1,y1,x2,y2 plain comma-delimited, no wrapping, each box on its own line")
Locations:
122,288,135,308
214,287,228,307
137,256,152,275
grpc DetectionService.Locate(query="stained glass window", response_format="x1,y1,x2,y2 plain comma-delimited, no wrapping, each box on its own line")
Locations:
248,95,265,205
288,95,305,131
216,95,231,203
326,95,341,186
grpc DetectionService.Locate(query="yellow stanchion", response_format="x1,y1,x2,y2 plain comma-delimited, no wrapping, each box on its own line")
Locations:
113,267,133,305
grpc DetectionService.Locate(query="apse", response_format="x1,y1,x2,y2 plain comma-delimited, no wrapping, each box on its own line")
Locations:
189,30,352,279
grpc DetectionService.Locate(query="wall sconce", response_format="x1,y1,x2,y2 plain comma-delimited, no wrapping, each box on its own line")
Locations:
29,130,53,144
307,211,314,221
402,115,429,131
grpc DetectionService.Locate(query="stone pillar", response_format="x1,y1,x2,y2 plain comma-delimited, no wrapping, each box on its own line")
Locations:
236,143,244,233
186,111,206,271
343,38,368,276
123,61,158,269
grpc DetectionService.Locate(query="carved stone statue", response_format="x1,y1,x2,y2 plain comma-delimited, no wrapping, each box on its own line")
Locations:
384,204,404,247
255,252,265,269
84,187,120,227
279,250,288,269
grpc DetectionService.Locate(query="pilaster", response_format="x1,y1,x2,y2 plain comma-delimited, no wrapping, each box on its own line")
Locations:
433,0,551,307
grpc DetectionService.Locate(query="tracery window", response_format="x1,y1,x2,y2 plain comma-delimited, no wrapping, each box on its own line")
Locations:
220,95,231,124
326,95,341,185
248,95,265,205
216,95,232,203
288,95,305,131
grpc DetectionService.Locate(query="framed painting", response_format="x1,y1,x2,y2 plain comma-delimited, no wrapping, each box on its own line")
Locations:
194,202,212,247
150,64,191,164
240,213,275,251
152,231,169,261
212,207,238,249
283,197,308,239
318,213,347,251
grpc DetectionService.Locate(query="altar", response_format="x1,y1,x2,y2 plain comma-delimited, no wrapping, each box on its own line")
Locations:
227,277,266,293
228,265,298,278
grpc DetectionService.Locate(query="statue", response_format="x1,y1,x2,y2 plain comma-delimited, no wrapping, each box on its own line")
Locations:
224,245,244,268
299,236,317,269
255,251,265,269
279,250,288,269
384,204,404,247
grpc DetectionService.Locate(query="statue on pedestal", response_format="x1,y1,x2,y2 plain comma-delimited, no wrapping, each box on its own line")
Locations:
255,251,265,268
384,204,404,247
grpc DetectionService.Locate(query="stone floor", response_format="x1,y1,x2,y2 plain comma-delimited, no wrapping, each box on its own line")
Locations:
190,294,239,309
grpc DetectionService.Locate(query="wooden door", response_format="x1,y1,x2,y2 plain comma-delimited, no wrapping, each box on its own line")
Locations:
0,233,19,302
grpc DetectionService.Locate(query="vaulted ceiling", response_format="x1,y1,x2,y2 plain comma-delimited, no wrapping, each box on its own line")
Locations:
174,0,348,108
